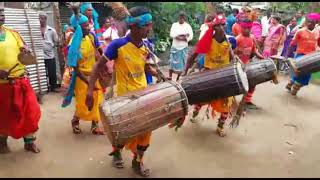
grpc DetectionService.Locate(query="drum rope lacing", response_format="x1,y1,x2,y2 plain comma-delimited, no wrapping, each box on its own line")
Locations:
108,94,188,126
105,82,189,126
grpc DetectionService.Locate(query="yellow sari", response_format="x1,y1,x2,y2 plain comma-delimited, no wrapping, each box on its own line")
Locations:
74,36,103,121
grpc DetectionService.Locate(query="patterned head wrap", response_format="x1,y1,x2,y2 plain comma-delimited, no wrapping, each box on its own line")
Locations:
211,14,226,26
306,13,320,21
125,13,153,27
80,2,101,36
239,19,253,29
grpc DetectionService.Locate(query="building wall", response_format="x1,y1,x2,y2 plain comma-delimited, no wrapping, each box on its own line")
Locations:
4,2,25,9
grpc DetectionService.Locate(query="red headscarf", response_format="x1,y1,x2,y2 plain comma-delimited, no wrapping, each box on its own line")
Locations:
196,14,226,54
239,21,253,29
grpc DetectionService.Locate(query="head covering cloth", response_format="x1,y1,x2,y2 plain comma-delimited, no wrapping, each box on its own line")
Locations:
195,14,226,54
80,2,101,36
306,13,320,21
125,13,153,27
62,13,88,107
239,20,253,29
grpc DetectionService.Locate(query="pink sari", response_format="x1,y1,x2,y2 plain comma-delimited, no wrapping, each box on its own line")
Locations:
251,21,262,41
263,23,286,58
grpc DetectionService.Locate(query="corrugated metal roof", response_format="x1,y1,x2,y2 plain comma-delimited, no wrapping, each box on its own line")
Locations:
4,8,48,94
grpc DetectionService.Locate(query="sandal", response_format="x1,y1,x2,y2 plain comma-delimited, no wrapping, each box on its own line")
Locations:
109,150,124,168
132,159,150,177
71,119,82,134
91,122,105,135
190,110,200,123
216,126,226,137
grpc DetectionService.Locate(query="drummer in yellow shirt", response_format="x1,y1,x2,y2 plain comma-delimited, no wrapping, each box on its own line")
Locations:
183,14,236,137
86,6,161,177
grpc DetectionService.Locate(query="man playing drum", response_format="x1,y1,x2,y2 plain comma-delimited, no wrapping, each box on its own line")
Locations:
285,13,320,96
183,14,237,137
235,18,264,109
85,6,161,177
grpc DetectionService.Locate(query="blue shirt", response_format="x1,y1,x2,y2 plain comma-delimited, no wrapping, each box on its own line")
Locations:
226,14,236,36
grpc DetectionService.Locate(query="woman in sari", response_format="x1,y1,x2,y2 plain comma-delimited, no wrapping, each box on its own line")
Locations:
62,13,105,135
250,9,263,50
80,2,102,37
61,25,74,96
281,17,298,58
263,15,286,58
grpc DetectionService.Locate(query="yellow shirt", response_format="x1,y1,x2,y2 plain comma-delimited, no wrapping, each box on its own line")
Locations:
0,27,25,83
115,42,148,96
204,38,230,69
104,36,148,96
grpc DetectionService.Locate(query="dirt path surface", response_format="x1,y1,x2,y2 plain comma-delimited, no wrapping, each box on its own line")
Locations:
1,75,320,178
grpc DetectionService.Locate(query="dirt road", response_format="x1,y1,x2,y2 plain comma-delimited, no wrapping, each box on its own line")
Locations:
1,75,320,178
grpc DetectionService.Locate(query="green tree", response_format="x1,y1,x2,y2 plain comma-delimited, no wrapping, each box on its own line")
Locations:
125,2,205,53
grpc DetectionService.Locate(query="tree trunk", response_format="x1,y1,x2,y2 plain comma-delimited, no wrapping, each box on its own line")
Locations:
52,2,65,78
205,2,216,16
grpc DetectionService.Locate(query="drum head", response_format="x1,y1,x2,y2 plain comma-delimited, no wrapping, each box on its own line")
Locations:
236,62,249,92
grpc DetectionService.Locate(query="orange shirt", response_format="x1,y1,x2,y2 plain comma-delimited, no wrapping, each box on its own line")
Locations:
291,27,318,55
232,23,242,37
236,34,256,64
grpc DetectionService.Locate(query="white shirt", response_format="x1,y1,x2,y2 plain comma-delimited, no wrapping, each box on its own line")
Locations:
102,26,120,40
261,16,270,37
42,25,58,59
199,23,209,40
170,22,193,50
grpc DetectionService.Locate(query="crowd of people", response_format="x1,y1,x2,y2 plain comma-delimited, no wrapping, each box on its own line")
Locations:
1,2,320,177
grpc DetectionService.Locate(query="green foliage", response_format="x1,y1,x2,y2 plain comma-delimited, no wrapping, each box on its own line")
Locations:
269,2,309,13
125,2,205,53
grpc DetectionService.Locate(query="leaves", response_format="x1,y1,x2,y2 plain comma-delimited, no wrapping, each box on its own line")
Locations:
125,2,206,53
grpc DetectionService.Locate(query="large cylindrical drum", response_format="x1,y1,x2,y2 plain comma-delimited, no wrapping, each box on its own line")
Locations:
288,51,320,76
244,59,277,88
181,62,249,105
99,81,188,145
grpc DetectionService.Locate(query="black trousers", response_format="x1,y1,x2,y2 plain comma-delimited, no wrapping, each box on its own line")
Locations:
44,58,58,91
